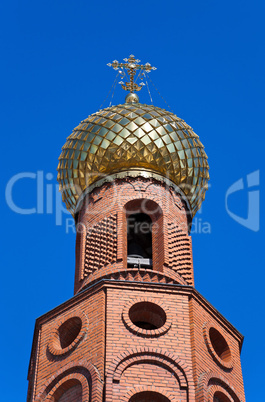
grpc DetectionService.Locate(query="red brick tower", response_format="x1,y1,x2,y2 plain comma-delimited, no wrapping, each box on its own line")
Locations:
27,56,246,402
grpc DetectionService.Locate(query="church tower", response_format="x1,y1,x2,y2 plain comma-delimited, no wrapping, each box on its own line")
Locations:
27,56,246,402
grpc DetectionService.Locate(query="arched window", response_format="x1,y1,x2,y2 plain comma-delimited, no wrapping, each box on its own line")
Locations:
124,199,163,271
127,213,153,268
129,391,170,402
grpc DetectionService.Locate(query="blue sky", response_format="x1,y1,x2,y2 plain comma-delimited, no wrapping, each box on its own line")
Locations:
1,0,264,400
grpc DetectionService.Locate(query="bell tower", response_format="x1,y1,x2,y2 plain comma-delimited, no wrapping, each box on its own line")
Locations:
27,56,246,402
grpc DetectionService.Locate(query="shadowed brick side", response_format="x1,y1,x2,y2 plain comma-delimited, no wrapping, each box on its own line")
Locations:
168,222,194,286
29,290,105,401
75,229,86,293
189,297,245,401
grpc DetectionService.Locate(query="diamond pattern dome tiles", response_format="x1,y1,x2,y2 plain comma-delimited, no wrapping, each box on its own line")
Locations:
57,103,209,216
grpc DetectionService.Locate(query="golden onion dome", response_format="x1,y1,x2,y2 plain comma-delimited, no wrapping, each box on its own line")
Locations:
57,102,209,217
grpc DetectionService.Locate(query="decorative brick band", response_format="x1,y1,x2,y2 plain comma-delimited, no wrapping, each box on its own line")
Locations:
47,311,88,357
107,347,189,385
37,373,89,401
203,322,233,370
122,297,172,338
75,170,192,217
106,348,190,402
207,384,234,401
35,360,103,402
113,353,187,386
79,266,185,293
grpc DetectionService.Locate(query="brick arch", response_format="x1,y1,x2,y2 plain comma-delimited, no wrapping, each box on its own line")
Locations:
113,354,186,387
35,360,103,402
106,347,191,401
38,373,87,402
122,385,175,402
124,198,163,222
208,385,234,401
124,198,164,272
197,371,243,401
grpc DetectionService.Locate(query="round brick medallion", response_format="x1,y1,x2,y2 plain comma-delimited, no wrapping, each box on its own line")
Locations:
48,312,88,356
122,298,171,337
203,323,233,370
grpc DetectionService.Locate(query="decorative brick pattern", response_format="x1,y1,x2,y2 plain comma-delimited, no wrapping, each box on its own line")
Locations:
34,359,103,402
79,266,184,293
167,222,193,285
36,369,90,402
83,214,118,278
74,177,191,293
106,346,191,402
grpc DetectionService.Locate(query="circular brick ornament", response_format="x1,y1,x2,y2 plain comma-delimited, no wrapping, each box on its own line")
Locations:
203,322,233,370
122,298,171,338
48,311,88,356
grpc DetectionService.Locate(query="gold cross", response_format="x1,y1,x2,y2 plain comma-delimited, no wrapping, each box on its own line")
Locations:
107,55,156,93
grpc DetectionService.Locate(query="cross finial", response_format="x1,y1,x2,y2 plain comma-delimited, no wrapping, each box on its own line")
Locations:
107,55,156,94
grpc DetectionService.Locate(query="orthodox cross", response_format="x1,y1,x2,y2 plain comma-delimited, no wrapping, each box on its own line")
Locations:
107,55,156,93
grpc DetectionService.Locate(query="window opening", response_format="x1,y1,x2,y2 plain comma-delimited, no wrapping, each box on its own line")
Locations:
127,213,153,268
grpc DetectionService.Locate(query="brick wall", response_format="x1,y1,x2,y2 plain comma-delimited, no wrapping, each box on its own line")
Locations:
189,297,245,401
104,285,195,401
75,176,193,293
28,281,245,401
28,290,105,401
